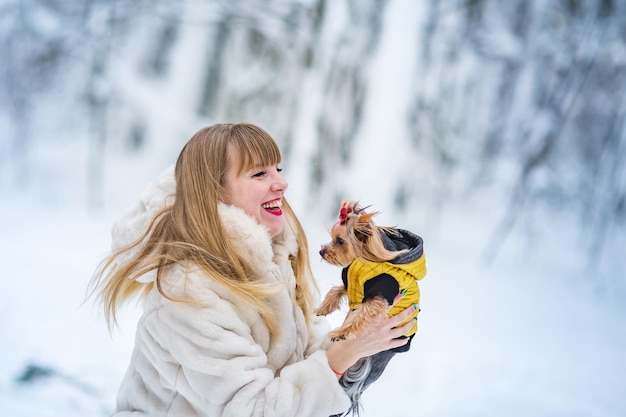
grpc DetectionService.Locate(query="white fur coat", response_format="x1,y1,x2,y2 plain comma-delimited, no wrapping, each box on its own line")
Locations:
109,168,350,416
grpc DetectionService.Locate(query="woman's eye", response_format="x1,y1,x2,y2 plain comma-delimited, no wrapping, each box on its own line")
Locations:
252,166,281,177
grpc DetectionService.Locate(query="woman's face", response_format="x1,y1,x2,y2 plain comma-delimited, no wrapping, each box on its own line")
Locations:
220,149,288,238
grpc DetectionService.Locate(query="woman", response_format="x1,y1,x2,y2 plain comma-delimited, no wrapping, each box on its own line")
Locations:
91,123,416,416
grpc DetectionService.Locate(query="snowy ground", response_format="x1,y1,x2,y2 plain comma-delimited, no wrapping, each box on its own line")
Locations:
1,186,624,417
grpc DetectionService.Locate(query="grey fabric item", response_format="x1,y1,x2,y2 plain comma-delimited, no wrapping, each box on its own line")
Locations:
329,350,397,417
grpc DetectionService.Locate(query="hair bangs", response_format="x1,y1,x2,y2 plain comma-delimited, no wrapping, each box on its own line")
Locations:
230,124,282,175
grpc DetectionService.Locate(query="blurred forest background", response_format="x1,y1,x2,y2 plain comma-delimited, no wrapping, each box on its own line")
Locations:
1,0,625,416
1,0,625,271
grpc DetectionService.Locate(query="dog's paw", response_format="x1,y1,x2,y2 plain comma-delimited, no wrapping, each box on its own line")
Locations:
328,329,354,342
330,335,346,342
313,307,329,316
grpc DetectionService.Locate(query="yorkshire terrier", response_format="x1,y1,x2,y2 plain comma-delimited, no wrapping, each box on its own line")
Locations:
315,201,427,417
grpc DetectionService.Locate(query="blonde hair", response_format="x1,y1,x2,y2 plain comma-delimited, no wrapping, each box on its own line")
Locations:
90,123,317,336
350,213,400,261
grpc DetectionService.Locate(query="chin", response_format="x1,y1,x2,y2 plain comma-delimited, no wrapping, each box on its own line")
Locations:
266,221,284,238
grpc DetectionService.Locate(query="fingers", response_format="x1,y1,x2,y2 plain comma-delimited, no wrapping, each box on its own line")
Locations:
391,291,404,306
387,290,418,338
388,335,411,350
391,288,410,307
388,303,418,328
341,303,418,357
392,316,417,338
337,291,419,357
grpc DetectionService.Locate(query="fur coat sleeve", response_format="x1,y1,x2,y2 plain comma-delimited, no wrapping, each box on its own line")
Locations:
110,170,350,417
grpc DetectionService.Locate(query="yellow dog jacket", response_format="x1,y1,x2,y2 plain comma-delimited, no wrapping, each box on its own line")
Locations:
341,229,426,339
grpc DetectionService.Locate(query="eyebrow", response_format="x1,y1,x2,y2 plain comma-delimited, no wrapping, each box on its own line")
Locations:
249,162,280,169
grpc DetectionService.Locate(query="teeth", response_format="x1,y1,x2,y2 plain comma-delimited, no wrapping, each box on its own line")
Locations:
262,200,282,209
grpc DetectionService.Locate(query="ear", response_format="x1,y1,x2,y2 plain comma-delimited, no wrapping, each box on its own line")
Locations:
352,213,376,242
356,212,375,224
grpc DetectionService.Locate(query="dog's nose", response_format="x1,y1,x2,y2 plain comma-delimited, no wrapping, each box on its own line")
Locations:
319,248,326,257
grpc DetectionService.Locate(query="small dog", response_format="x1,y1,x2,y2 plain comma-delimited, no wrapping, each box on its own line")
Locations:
315,201,426,417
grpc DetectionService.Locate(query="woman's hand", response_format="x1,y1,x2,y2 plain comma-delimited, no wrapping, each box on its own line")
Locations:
325,295,417,377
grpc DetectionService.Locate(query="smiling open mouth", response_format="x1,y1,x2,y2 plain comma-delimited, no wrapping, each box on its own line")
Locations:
262,199,283,216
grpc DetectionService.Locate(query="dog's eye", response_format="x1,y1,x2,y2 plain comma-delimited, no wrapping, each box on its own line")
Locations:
336,237,344,245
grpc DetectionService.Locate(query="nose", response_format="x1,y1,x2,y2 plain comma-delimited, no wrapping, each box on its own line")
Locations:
271,170,288,192
319,248,326,257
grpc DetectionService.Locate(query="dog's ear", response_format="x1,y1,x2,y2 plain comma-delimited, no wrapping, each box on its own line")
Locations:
352,212,377,242
356,212,375,224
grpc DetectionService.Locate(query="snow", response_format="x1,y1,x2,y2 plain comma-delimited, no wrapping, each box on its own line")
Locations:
2,185,624,416
0,203,136,416
345,0,420,208
1,0,625,416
